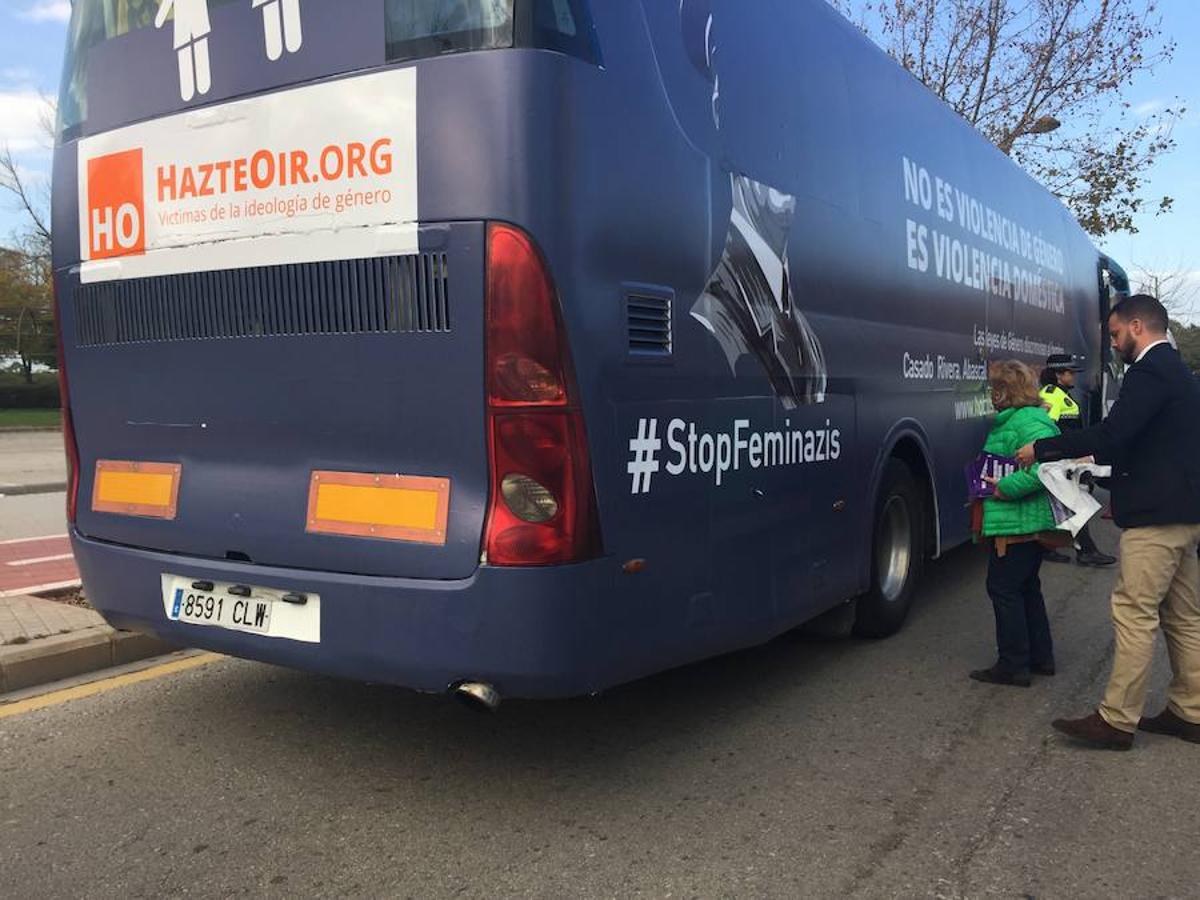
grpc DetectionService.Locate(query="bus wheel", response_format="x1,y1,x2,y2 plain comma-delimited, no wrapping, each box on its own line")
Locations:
852,459,925,638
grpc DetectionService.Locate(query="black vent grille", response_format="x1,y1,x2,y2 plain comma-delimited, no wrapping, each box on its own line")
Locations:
627,293,672,356
74,254,450,347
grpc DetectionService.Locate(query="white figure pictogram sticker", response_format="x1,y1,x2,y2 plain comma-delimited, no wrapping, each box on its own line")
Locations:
157,0,306,103
155,0,213,102
253,0,304,61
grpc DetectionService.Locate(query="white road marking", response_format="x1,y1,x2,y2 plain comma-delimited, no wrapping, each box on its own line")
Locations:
0,533,69,546
0,579,83,599
6,553,75,567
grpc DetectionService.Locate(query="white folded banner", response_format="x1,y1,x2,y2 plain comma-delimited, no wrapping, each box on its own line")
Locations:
1037,461,1112,537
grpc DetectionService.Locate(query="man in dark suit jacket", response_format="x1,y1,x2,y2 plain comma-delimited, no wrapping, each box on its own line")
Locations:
1016,294,1200,750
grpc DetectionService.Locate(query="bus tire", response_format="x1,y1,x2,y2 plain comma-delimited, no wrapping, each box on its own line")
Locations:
852,459,925,638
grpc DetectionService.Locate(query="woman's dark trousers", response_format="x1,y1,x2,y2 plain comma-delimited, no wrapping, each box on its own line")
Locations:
1075,523,1100,554
986,541,1055,674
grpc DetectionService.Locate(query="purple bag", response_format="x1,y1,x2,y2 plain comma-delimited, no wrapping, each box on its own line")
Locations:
966,452,1018,500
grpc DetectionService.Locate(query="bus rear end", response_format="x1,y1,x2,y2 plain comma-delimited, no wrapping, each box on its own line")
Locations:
54,0,614,698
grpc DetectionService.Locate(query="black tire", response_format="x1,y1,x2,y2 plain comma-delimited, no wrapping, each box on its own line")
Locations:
852,459,926,638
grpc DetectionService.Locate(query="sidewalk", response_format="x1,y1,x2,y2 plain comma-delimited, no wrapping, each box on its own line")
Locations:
0,593,179,694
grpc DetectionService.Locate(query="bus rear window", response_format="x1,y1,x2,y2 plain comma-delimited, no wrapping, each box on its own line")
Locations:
57,0,240,140
385,0,599,65
385,1,515,61
58,0,598,141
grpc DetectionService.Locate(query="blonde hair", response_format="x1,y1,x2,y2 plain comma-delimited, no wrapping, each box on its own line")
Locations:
989,360,1042,410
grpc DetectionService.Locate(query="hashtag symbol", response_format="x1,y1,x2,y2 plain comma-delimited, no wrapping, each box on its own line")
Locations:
627,418,661,495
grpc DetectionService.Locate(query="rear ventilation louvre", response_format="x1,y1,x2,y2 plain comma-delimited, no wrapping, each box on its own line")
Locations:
74,254,450,347
627,293,672,356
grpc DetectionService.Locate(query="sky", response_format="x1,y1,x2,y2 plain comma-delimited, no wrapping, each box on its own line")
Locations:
1,0,1197,309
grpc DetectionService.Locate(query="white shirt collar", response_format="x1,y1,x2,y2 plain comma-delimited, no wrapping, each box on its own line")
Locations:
1135,339,1170,364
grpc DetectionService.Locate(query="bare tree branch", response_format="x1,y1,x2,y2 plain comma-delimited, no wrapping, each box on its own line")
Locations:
830,0,1181,237
1130,261,1200,318
0,145,52,253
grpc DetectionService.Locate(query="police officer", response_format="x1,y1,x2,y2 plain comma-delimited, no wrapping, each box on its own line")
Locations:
1039,354,1116,567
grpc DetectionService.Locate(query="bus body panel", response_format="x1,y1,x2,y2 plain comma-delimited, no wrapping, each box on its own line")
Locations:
72,531,830,698
54,0,1109,697
58,222,487,580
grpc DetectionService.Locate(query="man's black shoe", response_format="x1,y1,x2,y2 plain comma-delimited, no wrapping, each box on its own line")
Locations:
1138,707,1200,744
1042,550,1072,564
1052,712,1134,750
1076,550,1117,567
1032,663,1056,676
969,665,1032,687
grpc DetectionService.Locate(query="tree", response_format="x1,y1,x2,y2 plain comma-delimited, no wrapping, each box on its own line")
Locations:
0,144,52,264
1130,261,1199,318
0,248,54,383
1166,320,1200,373
829,0,1182,237
1,101,56,383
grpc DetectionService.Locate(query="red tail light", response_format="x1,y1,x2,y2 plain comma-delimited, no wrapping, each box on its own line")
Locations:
485,225,569,407
483,223,601,566
53,283,81,523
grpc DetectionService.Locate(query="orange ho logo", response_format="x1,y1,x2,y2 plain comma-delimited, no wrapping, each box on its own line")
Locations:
86,149,145,260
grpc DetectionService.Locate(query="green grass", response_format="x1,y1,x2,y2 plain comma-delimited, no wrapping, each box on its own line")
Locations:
0,408,61,429
0,371,58,387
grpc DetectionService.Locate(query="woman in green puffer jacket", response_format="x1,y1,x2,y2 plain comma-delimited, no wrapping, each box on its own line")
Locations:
970,360,1065,688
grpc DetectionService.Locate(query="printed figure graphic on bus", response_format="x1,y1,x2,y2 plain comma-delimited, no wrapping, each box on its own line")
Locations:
678,0,828,407
253,0,304,61
156,0,213,102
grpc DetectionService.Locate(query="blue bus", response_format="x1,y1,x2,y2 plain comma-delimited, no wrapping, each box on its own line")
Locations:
53,0,1121,704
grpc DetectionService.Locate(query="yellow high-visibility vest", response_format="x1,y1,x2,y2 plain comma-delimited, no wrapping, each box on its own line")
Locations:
1040,385,1079,422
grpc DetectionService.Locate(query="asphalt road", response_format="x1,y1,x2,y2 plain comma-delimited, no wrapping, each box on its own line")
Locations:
0,491,68,542
0,430,67,492
1,516,1197,898
0,430,69,547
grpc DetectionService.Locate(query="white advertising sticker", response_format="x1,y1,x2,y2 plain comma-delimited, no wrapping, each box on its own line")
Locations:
77,68,418,284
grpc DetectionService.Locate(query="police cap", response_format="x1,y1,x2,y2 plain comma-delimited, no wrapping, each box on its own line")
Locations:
1045,353,1082,372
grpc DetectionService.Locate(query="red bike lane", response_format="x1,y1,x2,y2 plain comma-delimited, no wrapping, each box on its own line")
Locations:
0,535,80,598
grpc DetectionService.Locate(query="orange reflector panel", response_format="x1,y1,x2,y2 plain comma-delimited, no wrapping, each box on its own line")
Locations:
92,460,182,519
306,472,451,545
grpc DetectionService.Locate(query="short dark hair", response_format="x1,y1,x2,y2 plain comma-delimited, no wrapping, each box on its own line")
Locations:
1110,293,1169,334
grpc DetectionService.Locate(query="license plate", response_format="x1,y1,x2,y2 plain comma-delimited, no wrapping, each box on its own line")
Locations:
161,576,320,643
170,586,271,633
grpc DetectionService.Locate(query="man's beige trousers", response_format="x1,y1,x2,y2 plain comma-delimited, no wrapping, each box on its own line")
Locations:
1099,524,1200,732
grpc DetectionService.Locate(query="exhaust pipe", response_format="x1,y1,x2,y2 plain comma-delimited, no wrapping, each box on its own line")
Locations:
452,681,501,713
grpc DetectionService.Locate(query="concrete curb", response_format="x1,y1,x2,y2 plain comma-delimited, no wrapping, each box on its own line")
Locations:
0,481,68,497
0,426,62,434
0,626,180,694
